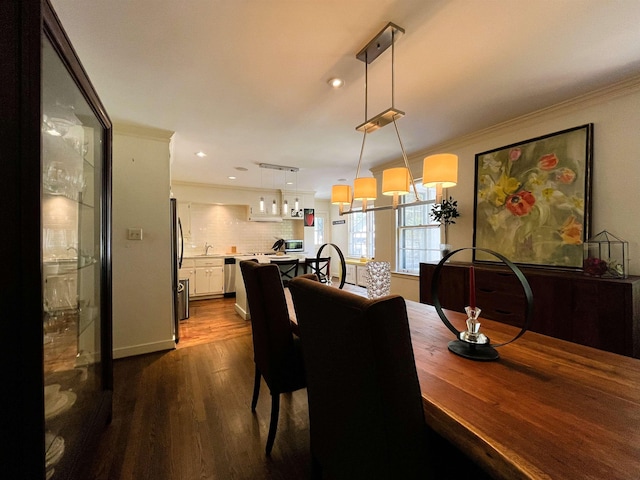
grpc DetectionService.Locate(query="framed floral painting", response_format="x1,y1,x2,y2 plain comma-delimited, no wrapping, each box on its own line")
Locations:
473,124,593,269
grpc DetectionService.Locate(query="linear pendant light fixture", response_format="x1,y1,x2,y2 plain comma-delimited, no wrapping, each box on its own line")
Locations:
332,22,458,215
259,163,299,216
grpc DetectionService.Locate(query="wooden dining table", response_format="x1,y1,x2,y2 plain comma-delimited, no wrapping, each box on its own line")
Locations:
286,287,640,479
404,300,640,480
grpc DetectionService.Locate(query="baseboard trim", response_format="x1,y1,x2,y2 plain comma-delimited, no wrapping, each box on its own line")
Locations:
234,304,250,320
113,339,176,359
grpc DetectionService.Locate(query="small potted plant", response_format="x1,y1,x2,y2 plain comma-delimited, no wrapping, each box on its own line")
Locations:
430,196,460,256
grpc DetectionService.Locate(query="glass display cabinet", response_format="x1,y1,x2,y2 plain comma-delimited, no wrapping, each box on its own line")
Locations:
1,1,112,478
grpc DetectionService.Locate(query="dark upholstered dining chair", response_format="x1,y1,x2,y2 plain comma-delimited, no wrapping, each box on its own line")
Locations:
304,257,331,283
239,260,307,455
270,258,299,286
288,276,430,479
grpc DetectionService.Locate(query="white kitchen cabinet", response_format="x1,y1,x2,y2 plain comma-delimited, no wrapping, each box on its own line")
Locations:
179,259,196,297
194,257,224,295
281,191,303,219
345,263,357,284
281,190,315,220
247,191,283,221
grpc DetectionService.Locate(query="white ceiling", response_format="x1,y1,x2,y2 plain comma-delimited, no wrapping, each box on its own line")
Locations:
51,0,640,199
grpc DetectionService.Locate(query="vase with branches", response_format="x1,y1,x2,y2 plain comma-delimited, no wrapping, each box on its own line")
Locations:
430,196,460,256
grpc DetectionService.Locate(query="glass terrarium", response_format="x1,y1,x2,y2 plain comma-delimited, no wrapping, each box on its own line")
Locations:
583,230,628,278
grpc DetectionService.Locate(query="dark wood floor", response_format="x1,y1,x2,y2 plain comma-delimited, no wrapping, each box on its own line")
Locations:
86,296,312,480
177,296,253,349
86,286,487,480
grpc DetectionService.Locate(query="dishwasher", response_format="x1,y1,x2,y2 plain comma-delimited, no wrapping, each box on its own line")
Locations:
224,257,236,297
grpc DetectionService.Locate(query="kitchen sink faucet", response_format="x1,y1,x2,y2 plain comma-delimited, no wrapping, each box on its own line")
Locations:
204,243,213,255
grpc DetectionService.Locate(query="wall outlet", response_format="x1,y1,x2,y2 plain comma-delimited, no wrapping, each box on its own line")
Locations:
127,228,143,240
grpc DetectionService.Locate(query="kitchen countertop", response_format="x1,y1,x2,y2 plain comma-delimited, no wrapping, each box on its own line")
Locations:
345,258,371,265
234,253,306,320
183,253,254,259
183,252,307,260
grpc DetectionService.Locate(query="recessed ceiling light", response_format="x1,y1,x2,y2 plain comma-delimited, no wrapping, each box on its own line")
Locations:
286,181,293,185
195,151,207,158
228,176,237,180
337,178,347,182
327,77,344,88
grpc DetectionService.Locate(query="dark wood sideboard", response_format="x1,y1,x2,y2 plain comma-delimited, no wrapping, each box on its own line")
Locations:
419,262,640,358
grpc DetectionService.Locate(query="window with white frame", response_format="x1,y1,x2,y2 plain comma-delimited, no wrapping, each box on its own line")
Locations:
396,182,440,273
348,208,375,258
314,212,326,246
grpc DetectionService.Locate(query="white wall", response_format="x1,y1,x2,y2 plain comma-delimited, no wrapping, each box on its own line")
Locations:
112,123,175,358
361,77,640,301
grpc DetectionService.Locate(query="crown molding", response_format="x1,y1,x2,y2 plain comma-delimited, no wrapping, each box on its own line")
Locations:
372,73,640,174
114,121,174,141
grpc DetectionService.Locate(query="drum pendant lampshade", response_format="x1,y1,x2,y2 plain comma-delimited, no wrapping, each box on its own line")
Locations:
331,184,352,214
354,177,377,211
382,167,410,196
382,167,410,208
423,153,458,188
354,177,377,200
331,184,352,204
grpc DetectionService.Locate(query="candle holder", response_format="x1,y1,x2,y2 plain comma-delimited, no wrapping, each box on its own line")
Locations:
460,306,487,344
448,305,499,360
431,248,533,361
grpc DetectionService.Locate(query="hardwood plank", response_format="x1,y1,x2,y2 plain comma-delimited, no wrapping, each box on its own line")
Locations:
87,298,312,479
87,289,488,480
178,298,252,348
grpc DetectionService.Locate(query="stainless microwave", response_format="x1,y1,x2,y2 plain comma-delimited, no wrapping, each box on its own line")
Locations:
284,239,304,252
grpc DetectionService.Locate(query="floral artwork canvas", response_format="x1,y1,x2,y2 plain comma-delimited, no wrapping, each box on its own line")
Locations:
473,124,593,268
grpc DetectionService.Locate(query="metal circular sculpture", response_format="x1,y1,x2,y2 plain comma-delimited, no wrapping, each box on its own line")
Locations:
432,248,533,361
317,243,347,289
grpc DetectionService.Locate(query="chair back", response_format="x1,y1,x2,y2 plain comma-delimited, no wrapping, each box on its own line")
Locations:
270,258,299,286
304,257,331,283
240,260,303,392
288,276,429,479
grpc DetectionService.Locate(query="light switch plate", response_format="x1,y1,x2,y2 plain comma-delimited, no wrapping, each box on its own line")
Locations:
127,228,143,240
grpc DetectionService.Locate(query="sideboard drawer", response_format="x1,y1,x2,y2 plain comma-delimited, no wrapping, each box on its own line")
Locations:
475,269,527,327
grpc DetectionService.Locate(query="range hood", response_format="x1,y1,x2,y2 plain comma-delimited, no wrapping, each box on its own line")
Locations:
247,214,283,223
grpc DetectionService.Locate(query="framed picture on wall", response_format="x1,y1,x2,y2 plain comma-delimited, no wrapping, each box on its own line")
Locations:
304,208,315,227
473,124,594,269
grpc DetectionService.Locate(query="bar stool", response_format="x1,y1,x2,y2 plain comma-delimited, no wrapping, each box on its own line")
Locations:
270,258,299,287
304,257,331,284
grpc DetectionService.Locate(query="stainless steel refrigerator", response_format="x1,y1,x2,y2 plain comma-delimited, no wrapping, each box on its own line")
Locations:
170,198,188,343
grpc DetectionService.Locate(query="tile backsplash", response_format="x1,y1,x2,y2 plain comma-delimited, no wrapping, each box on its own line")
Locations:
184,204,303,255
